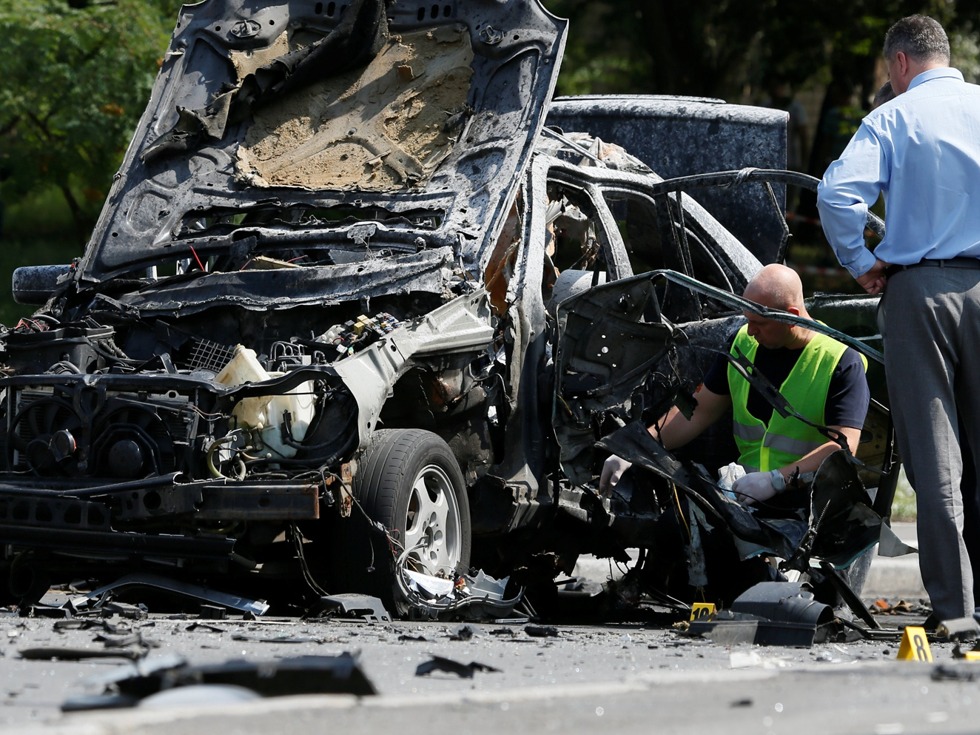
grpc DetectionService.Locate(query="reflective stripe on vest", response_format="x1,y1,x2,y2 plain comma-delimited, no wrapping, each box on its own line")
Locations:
727,325,864,472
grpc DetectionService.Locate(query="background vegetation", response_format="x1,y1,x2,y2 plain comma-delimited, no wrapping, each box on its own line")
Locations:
0,0,182,324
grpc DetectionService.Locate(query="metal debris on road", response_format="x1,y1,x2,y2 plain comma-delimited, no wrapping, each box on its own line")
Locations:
524,624,559,638
61,652,376,711
415,655,501,678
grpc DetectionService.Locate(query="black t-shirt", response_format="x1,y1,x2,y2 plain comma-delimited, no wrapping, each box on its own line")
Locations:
702,338,869,429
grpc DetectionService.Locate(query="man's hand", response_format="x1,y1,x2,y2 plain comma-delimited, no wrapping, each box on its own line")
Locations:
856,258,889,295
599,454,632,494
732,469,785,505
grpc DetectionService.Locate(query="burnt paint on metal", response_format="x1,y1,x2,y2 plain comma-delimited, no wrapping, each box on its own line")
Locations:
547,95,789,265
76,0,568,285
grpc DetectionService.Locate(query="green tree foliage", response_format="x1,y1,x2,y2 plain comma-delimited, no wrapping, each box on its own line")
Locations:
544,0,969,99
0,0,180,244
543,0,980,176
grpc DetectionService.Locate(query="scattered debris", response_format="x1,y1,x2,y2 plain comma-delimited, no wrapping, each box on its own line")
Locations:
524,625,559,638
93,632,159,650
61,653,376,711
871,599,930,616
199,604,227,620
396,568,523,621
933,664,980,682
730,582,833,627
53,619,131,633
415,655,501,678
449,624,476,641
688,612,822,648
185,622,224,633
21,625,158,662
685,582,833,647
307,594,391,622
230,633,325,645
20,647,147,662
19,603,72,619
936,616,980,642
67,573,269,617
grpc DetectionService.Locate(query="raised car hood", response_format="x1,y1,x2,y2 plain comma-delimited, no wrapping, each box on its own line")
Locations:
78,0,566,283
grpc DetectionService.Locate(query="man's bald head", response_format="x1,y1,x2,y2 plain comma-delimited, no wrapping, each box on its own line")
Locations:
741,264,813,350
743,264,806,311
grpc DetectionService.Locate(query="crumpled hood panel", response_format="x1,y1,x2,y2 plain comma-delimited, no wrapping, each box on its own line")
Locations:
77,0,566,284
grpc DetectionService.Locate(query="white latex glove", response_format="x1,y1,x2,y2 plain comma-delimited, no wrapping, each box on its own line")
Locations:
717,462,747,492
731,469,785,505
600,454,632,494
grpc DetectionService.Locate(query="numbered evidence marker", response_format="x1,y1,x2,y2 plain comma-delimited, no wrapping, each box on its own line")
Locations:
896,626,933,662
690,603,716,621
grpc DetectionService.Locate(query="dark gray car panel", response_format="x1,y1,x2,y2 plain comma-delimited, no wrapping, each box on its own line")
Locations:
78,0,567,283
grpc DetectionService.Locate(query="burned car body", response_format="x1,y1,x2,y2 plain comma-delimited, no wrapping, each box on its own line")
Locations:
0,0,897,616
2,0,568,610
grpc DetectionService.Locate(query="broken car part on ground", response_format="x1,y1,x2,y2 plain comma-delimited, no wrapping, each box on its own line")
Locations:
0,0,900,623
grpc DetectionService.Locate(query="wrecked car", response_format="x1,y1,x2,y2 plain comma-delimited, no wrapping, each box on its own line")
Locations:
0,0,898,618
549,265,897,617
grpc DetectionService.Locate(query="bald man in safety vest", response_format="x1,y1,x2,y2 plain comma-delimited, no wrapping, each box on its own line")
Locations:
601,263,870,507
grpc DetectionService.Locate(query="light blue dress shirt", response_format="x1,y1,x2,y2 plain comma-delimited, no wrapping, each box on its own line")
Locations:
817,67,980,278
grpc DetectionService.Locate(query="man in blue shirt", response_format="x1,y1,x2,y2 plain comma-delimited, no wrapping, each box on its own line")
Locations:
817,15,980,625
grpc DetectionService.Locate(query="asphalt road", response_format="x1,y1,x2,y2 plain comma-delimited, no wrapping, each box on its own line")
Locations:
0,522,951,735
2,609,976,735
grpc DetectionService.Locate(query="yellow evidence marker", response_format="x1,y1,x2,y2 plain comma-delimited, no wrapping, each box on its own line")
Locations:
690,603,716,621
896,626,933,662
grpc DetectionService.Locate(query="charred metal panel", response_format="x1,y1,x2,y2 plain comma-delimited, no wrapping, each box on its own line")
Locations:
115,247,455,316
196,481,319,520
547,95,788,265
556,485,662,549
62,652,376,709
334,290,494,444
0,494,112,531
553,274,684,485
77,0,567,284
0,521,236,557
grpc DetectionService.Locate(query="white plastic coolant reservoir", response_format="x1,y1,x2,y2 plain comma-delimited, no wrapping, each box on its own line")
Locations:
215,346,315,458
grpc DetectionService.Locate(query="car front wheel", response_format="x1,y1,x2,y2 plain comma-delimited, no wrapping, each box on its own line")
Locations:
332,429,472,615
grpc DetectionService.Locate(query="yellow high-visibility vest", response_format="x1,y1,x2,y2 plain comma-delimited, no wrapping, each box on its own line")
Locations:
728,325,864,472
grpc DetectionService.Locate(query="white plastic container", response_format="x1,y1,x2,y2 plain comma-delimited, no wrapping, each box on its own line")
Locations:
215,346,315,458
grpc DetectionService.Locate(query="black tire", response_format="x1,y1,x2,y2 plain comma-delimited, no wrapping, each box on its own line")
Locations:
7,555,49,608
331,429,471,615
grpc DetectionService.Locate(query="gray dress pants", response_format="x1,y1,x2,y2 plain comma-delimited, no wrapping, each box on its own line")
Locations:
883,264,980,621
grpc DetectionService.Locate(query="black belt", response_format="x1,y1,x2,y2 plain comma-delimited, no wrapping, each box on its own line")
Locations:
885,258,980,277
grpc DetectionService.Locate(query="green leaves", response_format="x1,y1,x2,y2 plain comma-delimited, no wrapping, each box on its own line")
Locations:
0,0,173,242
